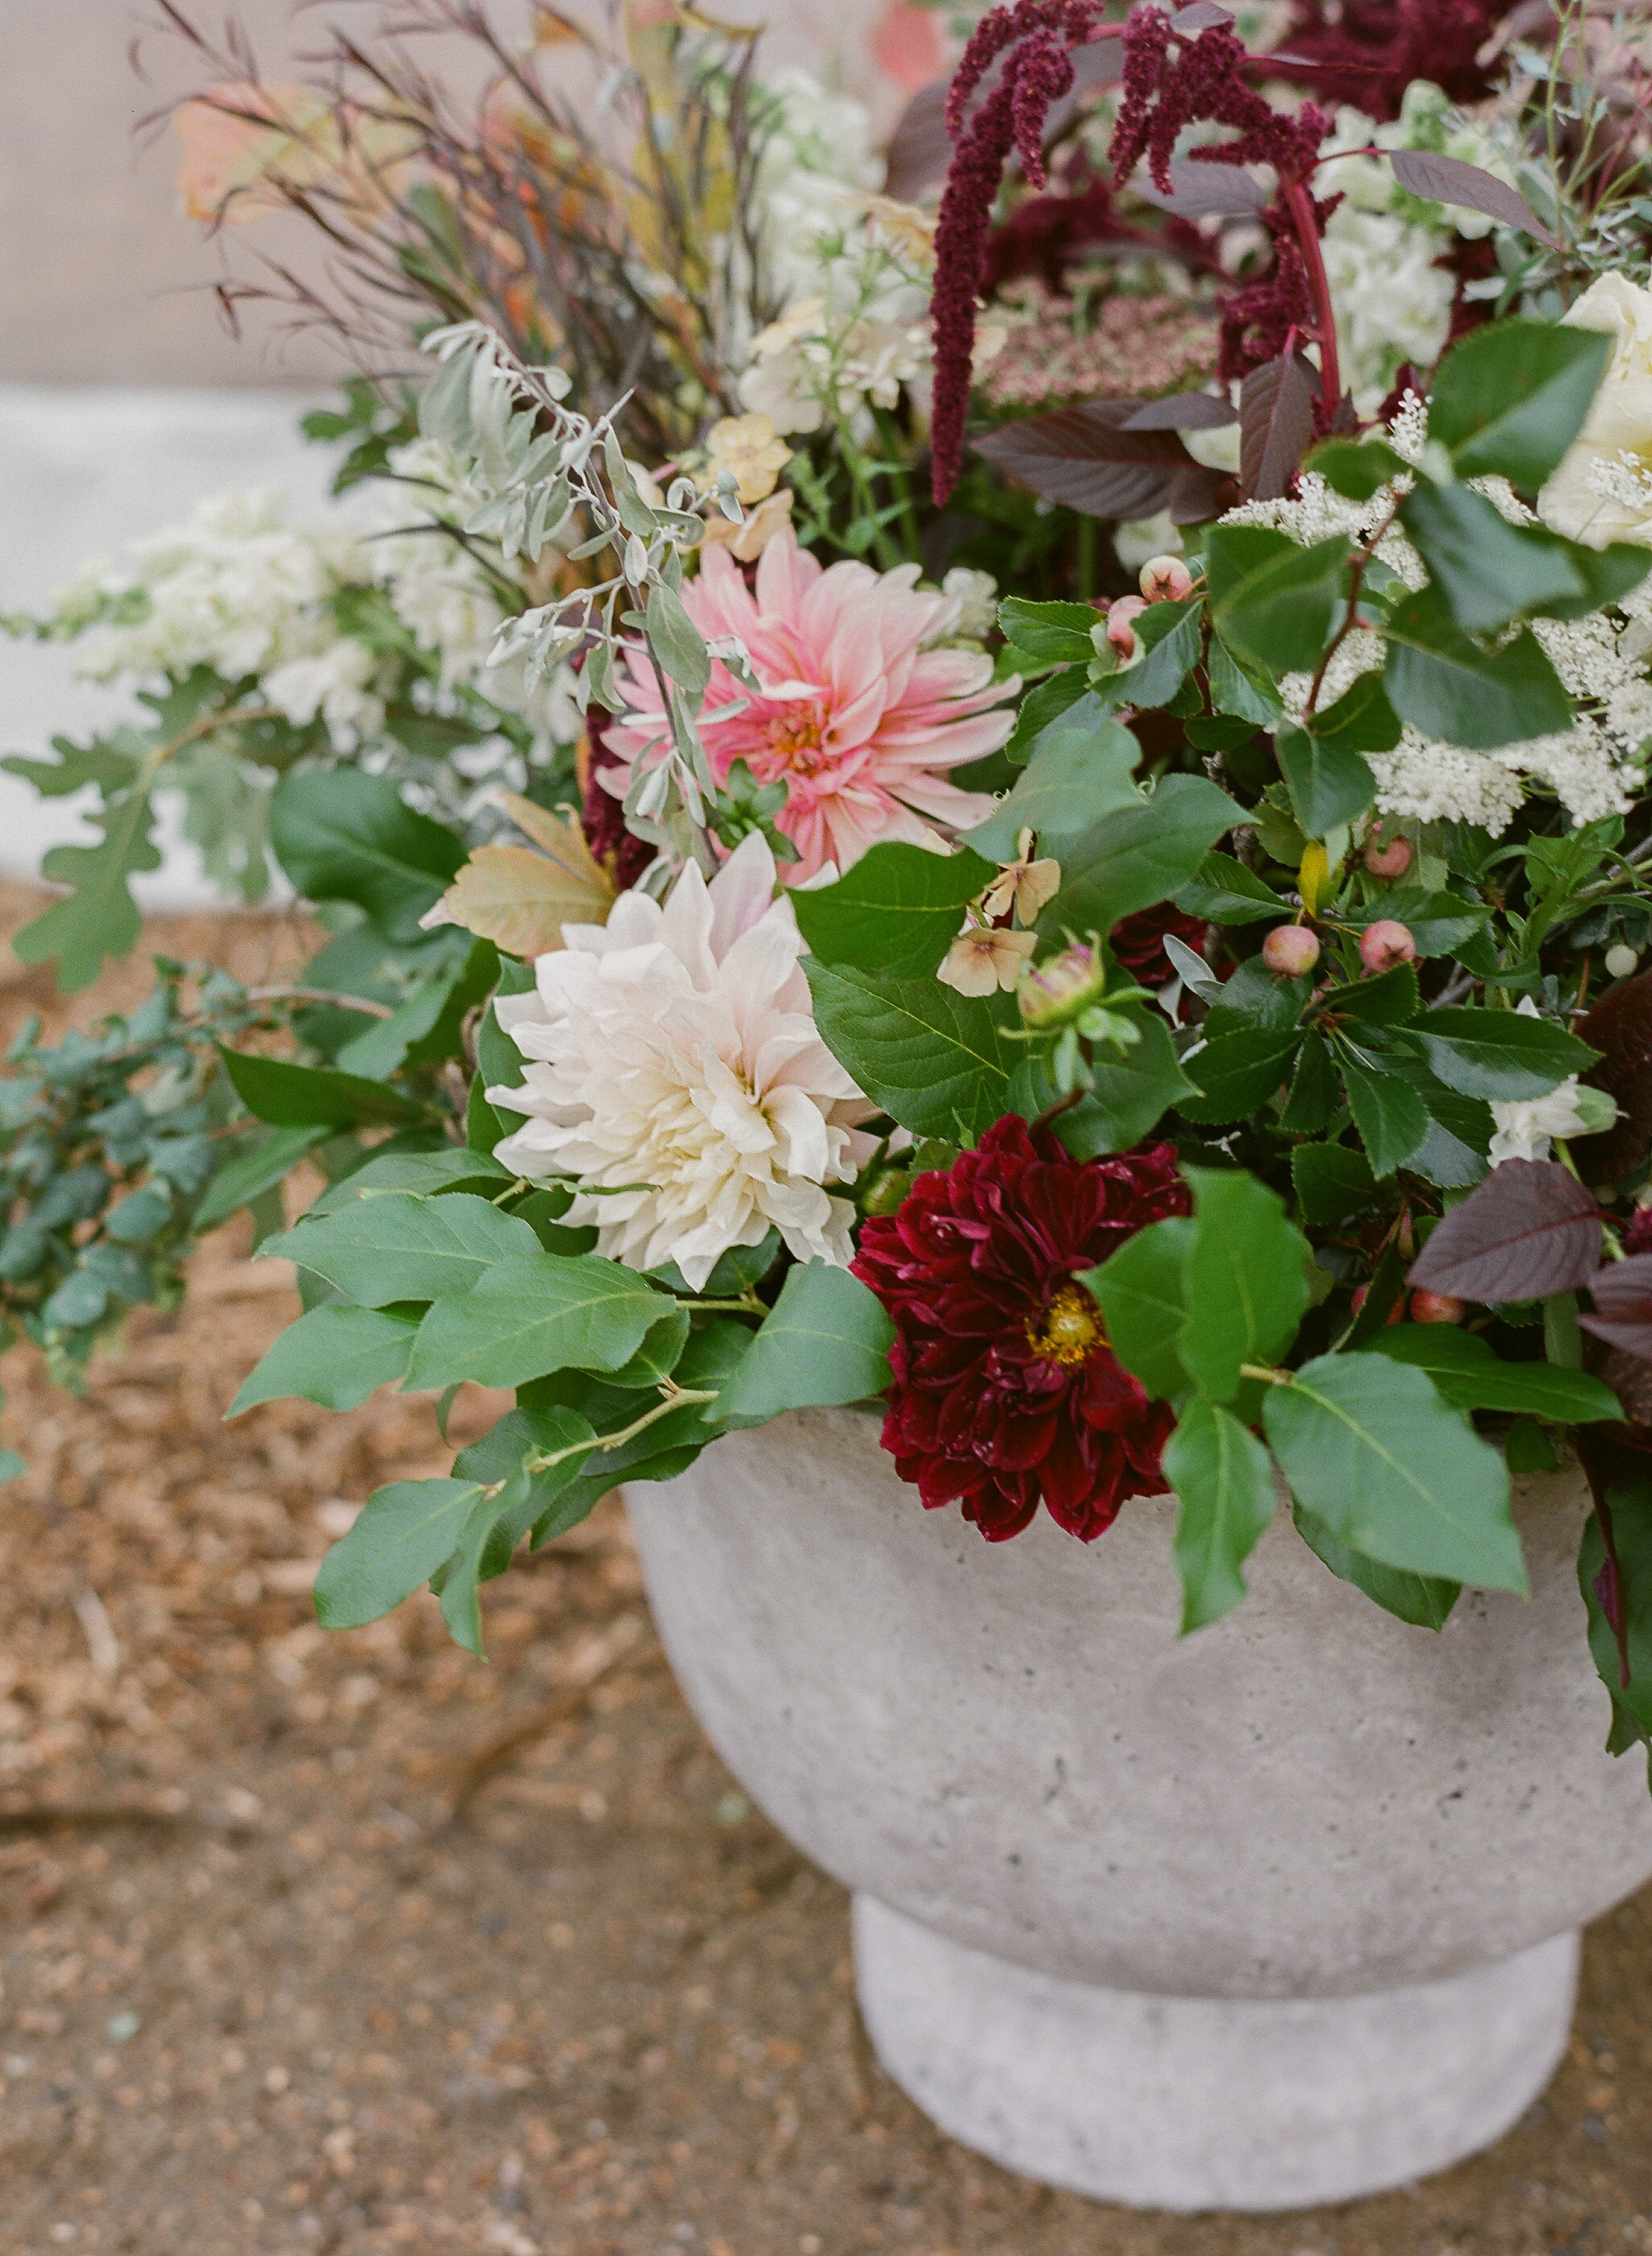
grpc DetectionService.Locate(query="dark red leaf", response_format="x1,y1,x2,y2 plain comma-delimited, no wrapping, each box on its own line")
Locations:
1384,150,1560,251
1122,391,1239,431
1406,1159,1603,1303
1171,1,1235,27
883,79,952,203
1129,159,1270,218
1571,967,1652,1185
972,402,1228,519
1580,1254,1652,1360
1239,350,1319,503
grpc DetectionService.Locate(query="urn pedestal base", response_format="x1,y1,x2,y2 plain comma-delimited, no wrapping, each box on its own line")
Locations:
853,1895,1578,2213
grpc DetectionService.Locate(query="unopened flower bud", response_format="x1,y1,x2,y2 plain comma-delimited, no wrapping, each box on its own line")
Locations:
1363,830,1412,880
1359,919,1416,974
1409,1290,1465,1326
1262,924,1320,977
1106,595,1147,657
1139,554,1193,603
1606,942,1641,980
1019,940,1108,1030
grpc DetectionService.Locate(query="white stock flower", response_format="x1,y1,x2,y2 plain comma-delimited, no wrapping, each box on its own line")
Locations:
1320,203,1454,412
263,637,384,738
939,567,1000,644
1488,1006,1617,1164
488,833,878,1289
1539,274,1652,549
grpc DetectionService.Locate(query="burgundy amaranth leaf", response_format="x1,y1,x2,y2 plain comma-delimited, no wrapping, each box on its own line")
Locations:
1238,349,1319,501
1121,391,1239,431
1129,157,1270,216
1571,967,1652,1186
883,80,952,203
971,399,1231,518
1580,1253,1652,1361
1384,149,1559,250
1407,1159,1603,1304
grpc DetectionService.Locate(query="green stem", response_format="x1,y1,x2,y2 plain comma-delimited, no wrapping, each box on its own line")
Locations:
524,1386,720,1474
1239,1362,1289,1385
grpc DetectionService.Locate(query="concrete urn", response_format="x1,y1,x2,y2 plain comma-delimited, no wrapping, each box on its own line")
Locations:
623,1406,1652,2213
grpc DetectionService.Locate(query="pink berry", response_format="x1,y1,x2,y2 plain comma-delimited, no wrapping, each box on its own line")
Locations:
1350,1285,1402,1326
1359,920,1416,974
1107,595,1147,656
1262,924,1320,976
1139,554,1193,603
1363,831,1413,879
1410,1290,1465,1326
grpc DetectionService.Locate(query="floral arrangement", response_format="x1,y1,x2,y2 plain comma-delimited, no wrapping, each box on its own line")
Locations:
10,0,1652,1774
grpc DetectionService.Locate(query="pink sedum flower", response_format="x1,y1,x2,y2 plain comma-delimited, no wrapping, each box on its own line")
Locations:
487,834,879,1290
602,529,1017,882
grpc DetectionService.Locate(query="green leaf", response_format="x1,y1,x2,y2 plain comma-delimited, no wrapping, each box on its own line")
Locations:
219,1048,434,1130
1262,1352,1525,1590
436,1488,527,1657
1304,437,1408,501
265,1191,540,1308
1307,671,1403,755
1292,1143,1379,1226
718,1262,895,1421
1429,320,1611,488
998,596,1099,666
645,580,711,695
1207,633,1284,725
307,1146,515,1215
1407,1006,1597,1100
11,782,161,992
405,1252,671,1391
1292,1501,1460,1629
1337,1043,1432,1176
1321,962,1420,1027
1178,1027,1303,1124
791,842,996,980
1200,523,1295,604
1108,601,1202,710
1215,534,1350,676
1177,1168,1312,1403
1362,1325,1621,1422
1165,1397,1279,1631
195,1124,332,1231
313,1477,483,1629
269,770,465,942
599,1302,691,1391
1400,483,1590,634
1274,724,1376,838
1341,890,1489,958
1383,586,1573,750
1279,1035,1339,1131
1045,775,1239,939
965,704,1142,859
804,961,1016,1140
333,939,497,1081
1081,1216,1194,1402
229,1304,418,1414
1003,665,1091,763
1084,1011,1201,1151
1174,850,1289,925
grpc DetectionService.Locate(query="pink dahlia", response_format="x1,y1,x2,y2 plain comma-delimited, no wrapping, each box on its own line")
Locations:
602,529,1017,881
852,1118,1190,1543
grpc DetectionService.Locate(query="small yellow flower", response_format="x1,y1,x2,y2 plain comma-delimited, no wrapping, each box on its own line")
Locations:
699,412,793,506
981,830,1061,925
699,486,796,562
938,925,1037,997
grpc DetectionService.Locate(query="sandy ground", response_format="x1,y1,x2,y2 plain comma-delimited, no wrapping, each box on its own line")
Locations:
1,885,1651,2256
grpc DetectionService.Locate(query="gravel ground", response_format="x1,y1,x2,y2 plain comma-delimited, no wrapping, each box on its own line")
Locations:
2,888,1652,2256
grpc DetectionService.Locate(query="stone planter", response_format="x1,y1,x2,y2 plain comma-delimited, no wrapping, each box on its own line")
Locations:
624,1406,1652,2212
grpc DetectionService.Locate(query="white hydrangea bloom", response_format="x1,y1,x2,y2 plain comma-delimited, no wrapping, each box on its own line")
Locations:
369,438,508,688
488,833,879,1289
754,69,882,308
264,637,384,738
1319,203,1455,412
1220,399,1652,833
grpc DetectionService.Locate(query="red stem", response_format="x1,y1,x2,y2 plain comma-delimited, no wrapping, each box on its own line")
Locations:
1280,173,1341,416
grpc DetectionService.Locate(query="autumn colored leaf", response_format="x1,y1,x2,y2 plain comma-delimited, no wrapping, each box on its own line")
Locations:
423,800,615,959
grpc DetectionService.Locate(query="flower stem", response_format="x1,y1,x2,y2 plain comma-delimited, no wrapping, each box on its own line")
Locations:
1280,174,1341,416
524,1386,720,1474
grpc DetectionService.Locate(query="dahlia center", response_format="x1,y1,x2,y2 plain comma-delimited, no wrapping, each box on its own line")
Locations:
1025,1282,1100,1368
766,706,829,777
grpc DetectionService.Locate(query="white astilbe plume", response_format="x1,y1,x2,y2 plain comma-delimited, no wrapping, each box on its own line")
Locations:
488,833,878,1289
1220,395,1652,833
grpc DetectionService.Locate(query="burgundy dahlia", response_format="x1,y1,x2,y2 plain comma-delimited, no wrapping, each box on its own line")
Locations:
579,705,653,891
852,1118,1190,1544
1109,902,1211,991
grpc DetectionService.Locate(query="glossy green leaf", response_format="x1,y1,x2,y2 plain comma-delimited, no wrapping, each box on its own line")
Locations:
1174,850,1289,925
1341,891,1489,958
1178,1027,1302,1124
265,1192,540,1309
1081,1215,1194,1402
998,595,1099,666
1383,587,1573,750
1274,724,1376,838
1045,775,1240,939
219,1047,434,1130
1304,437,1408,500
1293,1501,1460,1629
269,769,465,941
718,1263,895,1421
1207,634,1284,725
314,1477,483,1629
1429,320,1610,488
1408,1006,1597,1100
1291,1143,1379,1226
405,1252,671,1391
195,1124,332,1230
965,705,1142,859
1306,671,1403,754
1177,1168,1312,1402
804,961,1016,1139
307,1146,515,1216
230,1304,418,1414
1085,1012,1202,1151
1321,963,1420,1028
792,842,996,980
1337,1043,1432,1177
1166,1397,1279,1632
1400,483,1591,633
1004,665,1091,763
1215,534,1350,676
1362,1325,1620,1421
1263,1352,1525,1590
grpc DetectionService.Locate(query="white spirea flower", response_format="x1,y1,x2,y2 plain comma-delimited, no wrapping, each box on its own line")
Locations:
1489,1080,1599,1166
488,833,878,1289
1539,274,1652,549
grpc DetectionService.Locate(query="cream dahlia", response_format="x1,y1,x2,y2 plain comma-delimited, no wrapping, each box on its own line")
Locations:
487,834,878,1289
602,528,1017,880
